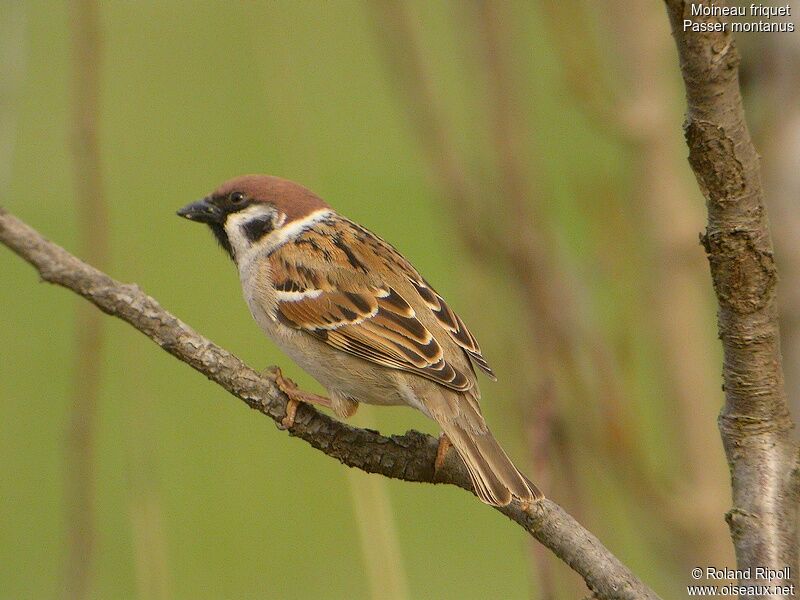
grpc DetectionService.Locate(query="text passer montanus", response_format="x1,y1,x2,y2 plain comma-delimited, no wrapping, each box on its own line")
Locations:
178,175,541,506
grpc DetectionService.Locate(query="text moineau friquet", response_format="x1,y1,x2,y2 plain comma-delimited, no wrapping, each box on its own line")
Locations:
683,3,794,33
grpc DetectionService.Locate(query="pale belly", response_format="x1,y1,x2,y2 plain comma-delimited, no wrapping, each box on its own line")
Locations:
245,288,417,410
239,254,431,415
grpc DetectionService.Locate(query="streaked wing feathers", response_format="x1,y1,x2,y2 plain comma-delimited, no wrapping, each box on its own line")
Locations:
410,279,496,380
269,220,493,391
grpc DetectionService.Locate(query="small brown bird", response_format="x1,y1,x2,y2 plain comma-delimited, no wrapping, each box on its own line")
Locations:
177,175,541,506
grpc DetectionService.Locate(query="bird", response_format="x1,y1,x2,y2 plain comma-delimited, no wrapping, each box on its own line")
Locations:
177,174,541,507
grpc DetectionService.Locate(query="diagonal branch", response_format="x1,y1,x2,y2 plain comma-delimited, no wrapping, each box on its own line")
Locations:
663,0,799,590
0,208,661,600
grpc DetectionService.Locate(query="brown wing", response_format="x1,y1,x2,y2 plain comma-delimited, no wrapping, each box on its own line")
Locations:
348,220,496,380
407,277,495,379
343,220,496,379
268,219,495,390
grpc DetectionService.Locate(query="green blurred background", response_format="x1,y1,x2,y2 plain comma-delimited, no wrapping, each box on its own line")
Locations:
2,2,798,599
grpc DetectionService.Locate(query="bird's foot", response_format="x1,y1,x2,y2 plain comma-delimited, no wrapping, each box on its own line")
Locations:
434,432,453,475
271,367,332,429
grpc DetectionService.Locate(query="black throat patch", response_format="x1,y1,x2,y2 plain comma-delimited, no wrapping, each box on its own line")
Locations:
209,222,234,260
241,215,275,244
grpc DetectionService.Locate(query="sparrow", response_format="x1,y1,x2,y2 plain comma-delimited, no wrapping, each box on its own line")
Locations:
177,175,541,506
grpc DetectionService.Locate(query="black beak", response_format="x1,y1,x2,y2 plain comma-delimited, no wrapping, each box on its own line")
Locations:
176,197,222,223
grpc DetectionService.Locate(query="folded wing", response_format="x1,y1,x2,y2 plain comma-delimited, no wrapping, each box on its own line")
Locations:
268,220,495,391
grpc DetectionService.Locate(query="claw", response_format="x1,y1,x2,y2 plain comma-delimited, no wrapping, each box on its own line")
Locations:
269,366,333,430
280,398,299,430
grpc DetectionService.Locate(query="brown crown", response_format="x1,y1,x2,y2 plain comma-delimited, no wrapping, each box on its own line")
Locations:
212,175,330,222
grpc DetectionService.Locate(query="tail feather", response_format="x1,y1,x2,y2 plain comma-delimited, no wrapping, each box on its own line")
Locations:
431,394,543,506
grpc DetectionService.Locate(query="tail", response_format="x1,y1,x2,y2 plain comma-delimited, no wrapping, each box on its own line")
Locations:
431,392,543,507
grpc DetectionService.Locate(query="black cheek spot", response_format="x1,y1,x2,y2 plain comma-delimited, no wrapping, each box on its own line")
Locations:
242,216,274,243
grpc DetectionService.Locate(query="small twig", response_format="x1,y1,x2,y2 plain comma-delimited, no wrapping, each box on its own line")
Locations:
0,209,661,600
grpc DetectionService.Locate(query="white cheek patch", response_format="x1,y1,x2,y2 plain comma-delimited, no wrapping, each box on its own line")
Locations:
224,204,277,259
262,208,333,252
227,206,334,266
224,204,274,234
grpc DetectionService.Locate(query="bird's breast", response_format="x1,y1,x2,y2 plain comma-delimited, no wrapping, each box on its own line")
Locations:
236,250,413,409
239,252,280,332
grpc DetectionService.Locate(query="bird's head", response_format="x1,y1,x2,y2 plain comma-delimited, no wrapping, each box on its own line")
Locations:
177,174,331,261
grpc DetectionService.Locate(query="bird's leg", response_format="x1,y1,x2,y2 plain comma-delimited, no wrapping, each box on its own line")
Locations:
434,432,453,474
272,367,332,429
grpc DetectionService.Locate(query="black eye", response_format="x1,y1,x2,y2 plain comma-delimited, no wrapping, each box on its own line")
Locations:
229,191,246,204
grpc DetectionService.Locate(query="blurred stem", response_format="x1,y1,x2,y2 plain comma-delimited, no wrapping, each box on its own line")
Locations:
369,0,485,253
64,2,108,599
472,3,560,596
742,31,800,424
128,385,171,600
536,1,665,500
130,493,171,600
0,2,26,190
525,365,556,600
470,0,631,483
346,406,410,600
537,2,623,140
472,11,638,598
604,0,731,568
541,0,733,570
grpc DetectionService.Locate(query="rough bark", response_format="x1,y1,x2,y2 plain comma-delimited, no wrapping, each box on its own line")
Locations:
663,0,799,593
0,208,660,600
